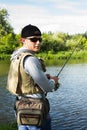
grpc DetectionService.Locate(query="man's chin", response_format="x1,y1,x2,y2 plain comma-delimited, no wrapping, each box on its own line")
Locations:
34,48,40,52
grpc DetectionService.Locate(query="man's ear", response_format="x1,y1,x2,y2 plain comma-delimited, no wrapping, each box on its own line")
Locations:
20,38,25,43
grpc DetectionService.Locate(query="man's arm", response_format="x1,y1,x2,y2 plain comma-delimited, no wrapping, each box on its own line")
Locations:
23,56,55,92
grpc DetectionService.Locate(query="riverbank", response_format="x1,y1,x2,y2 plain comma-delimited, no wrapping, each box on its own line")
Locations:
0,54,10,60
37,50,87,60
0,50,87,61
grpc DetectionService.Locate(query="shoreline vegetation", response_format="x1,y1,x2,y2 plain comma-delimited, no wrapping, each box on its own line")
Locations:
0,50,87,64
37,50,87,60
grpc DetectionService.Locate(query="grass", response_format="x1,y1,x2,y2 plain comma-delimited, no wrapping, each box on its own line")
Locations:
0,54,10,60
0,50,87,61
0,122,17,130
37,50,87,60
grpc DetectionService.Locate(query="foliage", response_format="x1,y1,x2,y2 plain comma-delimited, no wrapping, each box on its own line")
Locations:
0,8,20,54
41,32,68,53
0,8,13,37
0,8,87,59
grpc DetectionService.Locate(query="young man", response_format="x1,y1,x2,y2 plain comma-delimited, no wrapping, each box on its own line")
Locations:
7,24,59,130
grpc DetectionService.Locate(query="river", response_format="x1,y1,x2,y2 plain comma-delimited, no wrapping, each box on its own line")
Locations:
0,61,87,130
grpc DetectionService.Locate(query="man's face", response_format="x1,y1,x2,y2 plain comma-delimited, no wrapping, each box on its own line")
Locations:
23,36,42,52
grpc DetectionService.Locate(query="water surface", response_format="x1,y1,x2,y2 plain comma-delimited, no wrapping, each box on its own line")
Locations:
0,61,87,130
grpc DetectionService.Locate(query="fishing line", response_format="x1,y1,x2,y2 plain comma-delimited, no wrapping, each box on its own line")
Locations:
57,32,87,77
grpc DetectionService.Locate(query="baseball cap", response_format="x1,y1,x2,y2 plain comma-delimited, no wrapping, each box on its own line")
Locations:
21,24,41,38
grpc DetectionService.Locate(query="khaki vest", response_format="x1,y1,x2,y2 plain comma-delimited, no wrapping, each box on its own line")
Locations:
7,52,43,95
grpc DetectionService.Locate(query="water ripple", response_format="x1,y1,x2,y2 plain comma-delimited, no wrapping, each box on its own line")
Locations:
0,63,87,130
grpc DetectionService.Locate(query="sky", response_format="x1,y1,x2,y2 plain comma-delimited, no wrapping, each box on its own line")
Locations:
0,0,87,34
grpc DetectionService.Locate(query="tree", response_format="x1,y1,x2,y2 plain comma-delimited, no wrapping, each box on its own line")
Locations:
0,8,19,54
0,8,13,37
0,33,20,54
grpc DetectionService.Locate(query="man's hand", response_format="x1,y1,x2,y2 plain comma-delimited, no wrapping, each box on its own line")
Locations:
46,74,60,91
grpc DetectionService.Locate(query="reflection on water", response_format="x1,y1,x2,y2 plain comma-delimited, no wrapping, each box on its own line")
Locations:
0,61,87,130
0,76,16,124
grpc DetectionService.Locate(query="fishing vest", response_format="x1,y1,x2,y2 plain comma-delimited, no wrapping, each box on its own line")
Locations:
7,52,44,95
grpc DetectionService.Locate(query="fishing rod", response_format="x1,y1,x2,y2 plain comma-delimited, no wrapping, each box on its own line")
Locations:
57,32,87,77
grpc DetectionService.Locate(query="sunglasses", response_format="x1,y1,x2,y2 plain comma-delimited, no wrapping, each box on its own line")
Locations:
27,37,42,42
